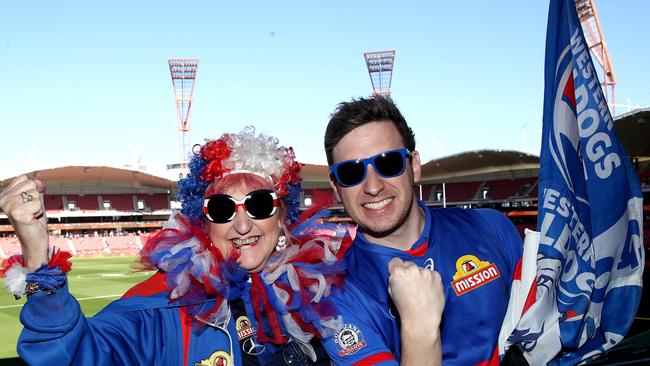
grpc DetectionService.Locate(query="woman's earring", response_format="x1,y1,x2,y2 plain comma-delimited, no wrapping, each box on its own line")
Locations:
276,235,287,251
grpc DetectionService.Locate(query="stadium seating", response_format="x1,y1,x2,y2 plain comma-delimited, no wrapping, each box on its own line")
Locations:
0,234,151,259
0,237,21,257
638,167,650,186
136,193,170,211
103,235,142,253
44,195,64,211
100,194,135,211
66,194,100,211
483,177,538,200
50,236,75,254
41,193,171,213
444,181,482,202
73,236,105,255
303,189,336,208
420,184,436,202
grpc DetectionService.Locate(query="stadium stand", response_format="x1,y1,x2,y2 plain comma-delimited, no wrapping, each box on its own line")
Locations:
135,193,169,211
41,193,172,213
443,181,482,202
0,234,148,259
101,194,135,211
59,235,144,257
483,177,537,200
528,182,539,199
639,167,650,186
44,194,64,211
66,194,100,211
103,234,142,254
0,237,21,257
421,184,436,202
303,188,336,208
50,236,75,255
73,237,105,256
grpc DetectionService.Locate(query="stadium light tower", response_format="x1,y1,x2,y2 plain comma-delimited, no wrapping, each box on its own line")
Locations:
574,0,617,115
168,58,199,164
364,50,395,97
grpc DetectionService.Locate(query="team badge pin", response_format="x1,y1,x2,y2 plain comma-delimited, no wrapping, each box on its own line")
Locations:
195,350,231,366
236,316,254,340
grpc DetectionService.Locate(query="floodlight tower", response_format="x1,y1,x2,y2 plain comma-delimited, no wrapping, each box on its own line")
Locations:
364,50,395,97
168,58,199,164
574,0,617,114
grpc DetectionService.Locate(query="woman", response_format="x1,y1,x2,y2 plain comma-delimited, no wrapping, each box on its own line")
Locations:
0,127,348,365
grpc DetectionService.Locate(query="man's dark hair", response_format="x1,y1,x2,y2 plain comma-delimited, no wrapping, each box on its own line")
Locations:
324,95,416,165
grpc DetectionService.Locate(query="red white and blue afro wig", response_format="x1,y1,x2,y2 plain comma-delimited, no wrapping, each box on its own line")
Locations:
177,126,303,224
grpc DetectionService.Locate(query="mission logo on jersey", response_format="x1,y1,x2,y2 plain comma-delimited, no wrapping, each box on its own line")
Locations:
334,324,367,356
451,254,501,296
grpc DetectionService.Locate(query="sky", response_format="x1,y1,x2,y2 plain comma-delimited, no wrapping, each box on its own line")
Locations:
2,1,649,179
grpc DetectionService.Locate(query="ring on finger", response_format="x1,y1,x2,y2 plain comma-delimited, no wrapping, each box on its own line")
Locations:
20,191,34,204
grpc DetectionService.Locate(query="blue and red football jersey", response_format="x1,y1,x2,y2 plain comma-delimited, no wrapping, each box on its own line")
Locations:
322,201,523,366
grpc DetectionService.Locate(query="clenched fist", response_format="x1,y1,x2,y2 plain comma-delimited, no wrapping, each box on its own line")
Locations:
388,257,445,332
0,175,49,269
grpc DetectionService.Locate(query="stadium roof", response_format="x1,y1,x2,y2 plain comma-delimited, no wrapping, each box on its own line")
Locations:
1,166,175,195
420,150,540,182
614,108,650,158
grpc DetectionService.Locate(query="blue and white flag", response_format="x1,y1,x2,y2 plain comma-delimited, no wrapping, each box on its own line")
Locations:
499,0,644,364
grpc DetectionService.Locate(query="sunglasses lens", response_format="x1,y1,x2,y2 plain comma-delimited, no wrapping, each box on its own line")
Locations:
374,151,406,177
336,161,366,186
245,190,277,219
206,195,237,223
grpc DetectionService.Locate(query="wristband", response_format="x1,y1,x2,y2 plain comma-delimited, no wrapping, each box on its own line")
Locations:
1,248,72,299
19,281,56,299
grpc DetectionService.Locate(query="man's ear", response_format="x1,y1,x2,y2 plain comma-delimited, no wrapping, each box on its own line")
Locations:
410,150,422,184
328,174,342,203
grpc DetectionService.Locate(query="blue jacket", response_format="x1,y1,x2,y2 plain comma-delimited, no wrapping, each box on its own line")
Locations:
19,272,328,366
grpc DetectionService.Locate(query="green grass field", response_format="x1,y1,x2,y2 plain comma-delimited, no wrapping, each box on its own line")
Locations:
0,256,153,360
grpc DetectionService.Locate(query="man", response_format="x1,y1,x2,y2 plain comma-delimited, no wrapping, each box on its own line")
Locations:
321,96,523,365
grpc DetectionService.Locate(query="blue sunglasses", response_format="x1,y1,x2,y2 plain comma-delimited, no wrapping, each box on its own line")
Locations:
329,148,411,187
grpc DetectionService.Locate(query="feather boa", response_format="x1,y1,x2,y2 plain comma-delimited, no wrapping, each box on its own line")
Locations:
139,212,350,342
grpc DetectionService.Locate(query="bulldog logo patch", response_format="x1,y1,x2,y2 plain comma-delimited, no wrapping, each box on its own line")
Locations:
334,324,367,356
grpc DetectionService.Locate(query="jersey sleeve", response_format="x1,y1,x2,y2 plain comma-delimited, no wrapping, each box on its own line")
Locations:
18,281,170,365
321,289,399,366
474,208,524,279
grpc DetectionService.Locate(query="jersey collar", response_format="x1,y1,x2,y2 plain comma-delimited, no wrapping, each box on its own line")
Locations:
354,199,433,256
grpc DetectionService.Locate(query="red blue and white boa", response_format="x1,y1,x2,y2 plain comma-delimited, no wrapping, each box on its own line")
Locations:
139,211,351,344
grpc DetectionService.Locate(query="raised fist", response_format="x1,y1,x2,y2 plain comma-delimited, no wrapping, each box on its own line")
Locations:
0,175,49,269
387,257,445,329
